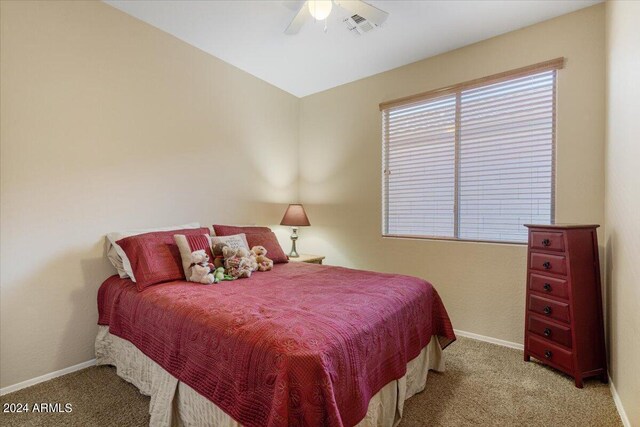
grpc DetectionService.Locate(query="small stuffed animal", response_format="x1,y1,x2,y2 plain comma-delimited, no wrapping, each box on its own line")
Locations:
189,250,215,284
213,266,234,283
211,242,227,270
235,247,255,278
223,246,253,279
251,245,273,272
246,247,259,272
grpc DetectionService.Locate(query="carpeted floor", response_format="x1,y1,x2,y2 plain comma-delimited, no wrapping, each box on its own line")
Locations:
0,337,621,426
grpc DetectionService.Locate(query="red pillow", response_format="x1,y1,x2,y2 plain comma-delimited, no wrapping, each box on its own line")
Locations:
246,231,288,264
213,225,288,264
213,225,272,236
117,227,211,291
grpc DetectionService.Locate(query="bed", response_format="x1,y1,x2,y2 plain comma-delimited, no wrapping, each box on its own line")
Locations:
96,261,455,427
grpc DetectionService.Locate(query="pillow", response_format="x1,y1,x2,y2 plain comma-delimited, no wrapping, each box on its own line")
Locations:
116,227,210,291
106,222,200,280
210,233,249,251
174,234,213,281
212,224,271,236
245,232,288,264
213,225,287,264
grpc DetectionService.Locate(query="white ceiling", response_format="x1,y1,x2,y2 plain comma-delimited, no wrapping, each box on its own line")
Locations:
104,0,601,97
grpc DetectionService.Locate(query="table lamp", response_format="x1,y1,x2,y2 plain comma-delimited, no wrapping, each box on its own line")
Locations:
280,204,310,258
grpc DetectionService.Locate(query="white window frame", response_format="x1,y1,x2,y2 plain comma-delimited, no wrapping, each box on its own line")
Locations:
380,59,563,244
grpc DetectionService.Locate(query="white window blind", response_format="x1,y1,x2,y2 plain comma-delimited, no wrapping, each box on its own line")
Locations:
382,65,558,243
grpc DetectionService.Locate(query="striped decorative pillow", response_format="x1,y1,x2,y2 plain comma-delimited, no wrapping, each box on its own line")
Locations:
116,227,210,291
174,234,213,280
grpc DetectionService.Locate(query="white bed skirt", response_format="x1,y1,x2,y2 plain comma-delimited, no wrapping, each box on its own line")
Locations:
95,326,444,427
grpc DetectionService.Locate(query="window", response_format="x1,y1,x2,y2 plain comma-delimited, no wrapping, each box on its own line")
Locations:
381,59,562,243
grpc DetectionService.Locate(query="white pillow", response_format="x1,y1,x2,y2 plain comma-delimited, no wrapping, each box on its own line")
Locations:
174,233,212,280
211,233,249,251
106,222,201,280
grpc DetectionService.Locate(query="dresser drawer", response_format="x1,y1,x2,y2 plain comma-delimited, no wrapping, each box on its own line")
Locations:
529,294,571,323
529,274,569,299
530,231,565,252
527,315,572,348
527,335,574,372
530,252,567,276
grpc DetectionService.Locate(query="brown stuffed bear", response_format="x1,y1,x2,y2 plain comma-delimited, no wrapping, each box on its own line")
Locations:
211,242,227,270
251,245,273,272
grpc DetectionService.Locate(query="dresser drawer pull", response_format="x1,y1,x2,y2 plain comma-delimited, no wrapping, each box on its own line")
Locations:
543,283,552,292
544,350,553,359
544,328,552,337
543,306,552,315
543,261,551,270
542,239,551,247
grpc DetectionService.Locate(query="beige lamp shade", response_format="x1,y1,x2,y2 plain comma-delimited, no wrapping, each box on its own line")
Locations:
280,204,310,227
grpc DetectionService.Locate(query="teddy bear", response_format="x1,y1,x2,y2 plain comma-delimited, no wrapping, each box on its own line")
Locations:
222,246,253,279
211,242,228,270
188,250,215,284
246,247,259,272
251,245,273,272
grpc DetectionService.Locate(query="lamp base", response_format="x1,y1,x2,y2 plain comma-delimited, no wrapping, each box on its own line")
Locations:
289,227,299,258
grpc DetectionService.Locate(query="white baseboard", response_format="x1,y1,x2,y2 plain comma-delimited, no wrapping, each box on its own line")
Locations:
454,329,524,350
609,375,632,427
0,359,96,396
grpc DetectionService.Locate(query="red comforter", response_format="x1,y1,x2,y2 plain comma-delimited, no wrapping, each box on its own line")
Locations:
98,262,455,427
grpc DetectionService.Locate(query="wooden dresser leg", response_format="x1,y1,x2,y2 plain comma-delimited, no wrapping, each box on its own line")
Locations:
600,371,609,384
574,377,584,388
524,353,530,362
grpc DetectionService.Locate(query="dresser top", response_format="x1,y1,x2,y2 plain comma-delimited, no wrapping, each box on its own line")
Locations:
524,223,600,229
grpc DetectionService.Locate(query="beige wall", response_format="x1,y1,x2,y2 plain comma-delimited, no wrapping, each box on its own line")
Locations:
1,0,620,405
299,5,606,345
605,1,640,424
0,1,299,388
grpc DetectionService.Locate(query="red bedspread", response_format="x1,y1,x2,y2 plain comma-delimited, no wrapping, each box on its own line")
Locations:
98,262,455,427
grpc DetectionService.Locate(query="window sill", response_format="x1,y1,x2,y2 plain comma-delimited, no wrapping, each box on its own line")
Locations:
382,234,527,246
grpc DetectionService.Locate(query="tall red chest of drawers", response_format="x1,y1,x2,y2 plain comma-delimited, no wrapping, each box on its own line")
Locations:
523,224,607,388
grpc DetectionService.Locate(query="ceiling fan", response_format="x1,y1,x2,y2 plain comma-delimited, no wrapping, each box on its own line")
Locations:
285,0,389,35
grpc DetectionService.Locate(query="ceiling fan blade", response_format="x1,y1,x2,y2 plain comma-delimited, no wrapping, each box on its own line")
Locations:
284,1,310,35
335,0,389,26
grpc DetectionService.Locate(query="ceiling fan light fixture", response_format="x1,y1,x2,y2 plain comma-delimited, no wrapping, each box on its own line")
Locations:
307,0,333,21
